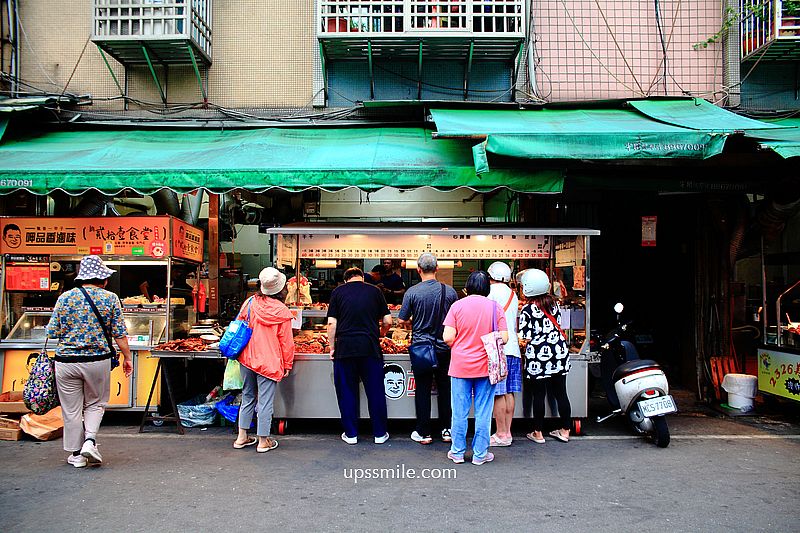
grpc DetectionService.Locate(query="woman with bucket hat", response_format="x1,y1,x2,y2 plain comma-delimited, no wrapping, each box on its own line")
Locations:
46,255,133,468
232,267,295,453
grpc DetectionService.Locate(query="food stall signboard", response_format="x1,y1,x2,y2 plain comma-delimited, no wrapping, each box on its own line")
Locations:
297,234,551,260
1,217,203,261
758,348,800,402
171,219,204,263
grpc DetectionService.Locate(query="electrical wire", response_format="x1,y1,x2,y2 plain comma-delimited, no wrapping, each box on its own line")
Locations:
556,0,644,96
653,0,669,95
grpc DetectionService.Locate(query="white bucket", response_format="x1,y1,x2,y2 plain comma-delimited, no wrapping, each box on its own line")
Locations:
722,373,758,411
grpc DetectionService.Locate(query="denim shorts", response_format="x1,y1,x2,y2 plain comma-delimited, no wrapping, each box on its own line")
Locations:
494,355,522,395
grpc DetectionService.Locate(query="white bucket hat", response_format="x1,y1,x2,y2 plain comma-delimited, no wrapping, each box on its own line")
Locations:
259,267,287,296
75,255,116,280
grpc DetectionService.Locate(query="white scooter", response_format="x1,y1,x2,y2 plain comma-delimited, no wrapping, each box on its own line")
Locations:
595,303,676,448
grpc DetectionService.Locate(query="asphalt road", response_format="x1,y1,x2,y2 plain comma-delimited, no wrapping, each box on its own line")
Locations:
1,403,798,533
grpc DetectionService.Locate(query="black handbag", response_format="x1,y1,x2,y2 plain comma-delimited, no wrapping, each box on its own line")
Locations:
408,283,447,373
79,287,120,371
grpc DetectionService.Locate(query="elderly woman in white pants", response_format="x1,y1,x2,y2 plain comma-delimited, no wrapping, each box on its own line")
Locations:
46,256,133,468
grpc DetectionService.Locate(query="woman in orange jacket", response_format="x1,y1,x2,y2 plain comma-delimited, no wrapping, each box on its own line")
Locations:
233,267,295,453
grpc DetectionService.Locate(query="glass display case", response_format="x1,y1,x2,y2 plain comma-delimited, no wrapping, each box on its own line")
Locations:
5,311,52,342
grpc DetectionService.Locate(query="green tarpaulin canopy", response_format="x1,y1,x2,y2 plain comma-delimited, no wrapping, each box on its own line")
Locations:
432,100,787,163
0,127,563,195
628,99,785,132
744,118,800,159
431,106,735,160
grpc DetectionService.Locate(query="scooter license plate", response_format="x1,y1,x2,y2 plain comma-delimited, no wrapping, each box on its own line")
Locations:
637,395,677,417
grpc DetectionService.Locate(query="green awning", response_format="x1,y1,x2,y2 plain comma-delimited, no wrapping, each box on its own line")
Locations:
0,127,563,195
629,99,785,132
744,119,800,159
431,106,730,160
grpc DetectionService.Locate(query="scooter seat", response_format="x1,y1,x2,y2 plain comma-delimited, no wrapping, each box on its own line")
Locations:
612,359,661,383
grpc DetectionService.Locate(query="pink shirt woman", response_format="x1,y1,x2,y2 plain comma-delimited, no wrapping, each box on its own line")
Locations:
442,271,508,465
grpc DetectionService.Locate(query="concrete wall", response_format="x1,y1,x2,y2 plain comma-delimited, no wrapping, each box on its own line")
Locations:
18,0,316,111
16,1,725,109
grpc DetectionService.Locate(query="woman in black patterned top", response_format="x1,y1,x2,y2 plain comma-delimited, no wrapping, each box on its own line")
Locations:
518,269,572,444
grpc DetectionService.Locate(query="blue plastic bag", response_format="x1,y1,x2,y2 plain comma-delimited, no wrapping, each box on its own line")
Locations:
177,394,218,427
219,297,254,359
215,394,253,428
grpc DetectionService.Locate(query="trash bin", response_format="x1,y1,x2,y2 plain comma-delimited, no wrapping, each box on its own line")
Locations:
721,373,758,411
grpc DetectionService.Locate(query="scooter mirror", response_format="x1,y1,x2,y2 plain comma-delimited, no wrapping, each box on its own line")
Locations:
614,303,624,314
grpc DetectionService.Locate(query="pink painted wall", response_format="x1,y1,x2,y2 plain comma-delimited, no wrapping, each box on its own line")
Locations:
531,0,724,101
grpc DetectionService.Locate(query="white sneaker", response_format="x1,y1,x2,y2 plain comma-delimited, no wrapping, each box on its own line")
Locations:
441,429,452,443
411,431,433,445
67,454,88,468
80,440,102,464
341,432,358,445
374,432,390,444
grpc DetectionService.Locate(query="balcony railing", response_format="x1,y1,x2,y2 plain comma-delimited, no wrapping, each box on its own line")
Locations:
741,0,800,59
319,0,525,37
93,0,213,64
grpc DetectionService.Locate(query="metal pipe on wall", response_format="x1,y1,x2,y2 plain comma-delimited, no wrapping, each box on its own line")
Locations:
722,0,741,107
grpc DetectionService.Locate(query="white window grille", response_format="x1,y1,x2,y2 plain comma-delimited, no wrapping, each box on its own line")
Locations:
93,0,212,61
319,0,524,36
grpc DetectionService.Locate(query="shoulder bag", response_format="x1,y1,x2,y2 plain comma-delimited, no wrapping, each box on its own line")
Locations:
219,297,254,360
23,338,60,415
481,301,508,385
408,283,447,372
79,287,119,371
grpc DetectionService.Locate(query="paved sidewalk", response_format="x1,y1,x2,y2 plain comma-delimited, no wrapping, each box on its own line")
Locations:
1,390,798,533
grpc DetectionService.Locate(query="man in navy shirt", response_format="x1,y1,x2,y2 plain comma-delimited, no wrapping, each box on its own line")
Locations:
327,267,393,445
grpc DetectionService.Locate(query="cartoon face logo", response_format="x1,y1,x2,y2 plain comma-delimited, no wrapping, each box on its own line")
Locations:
383,363,406,400
760,352,771,371
3,224,21,249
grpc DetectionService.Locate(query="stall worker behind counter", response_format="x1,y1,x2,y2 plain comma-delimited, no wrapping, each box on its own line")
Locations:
327,267,393,445
380,259,406,305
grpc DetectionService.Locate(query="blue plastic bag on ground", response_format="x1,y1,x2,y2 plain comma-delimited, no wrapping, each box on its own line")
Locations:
177,394,218,427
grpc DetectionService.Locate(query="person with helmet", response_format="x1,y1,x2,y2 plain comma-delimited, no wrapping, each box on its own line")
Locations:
486,261,521,447
518,269,572,444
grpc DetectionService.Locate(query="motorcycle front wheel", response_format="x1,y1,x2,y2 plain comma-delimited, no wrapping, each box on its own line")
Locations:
653,416,670,448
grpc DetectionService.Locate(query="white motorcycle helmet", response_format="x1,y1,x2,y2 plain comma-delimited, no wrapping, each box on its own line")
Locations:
487,261,512,283
520,268,551,297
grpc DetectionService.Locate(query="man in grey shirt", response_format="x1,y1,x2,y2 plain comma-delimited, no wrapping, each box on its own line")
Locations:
398,253,458,444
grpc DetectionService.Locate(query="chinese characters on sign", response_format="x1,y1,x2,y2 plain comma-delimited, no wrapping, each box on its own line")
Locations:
0,217,202,262
297,234,551,259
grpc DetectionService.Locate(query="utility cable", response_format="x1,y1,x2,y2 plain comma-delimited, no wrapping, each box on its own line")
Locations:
653,0,669,94
591,0,645,95
556,0,643,95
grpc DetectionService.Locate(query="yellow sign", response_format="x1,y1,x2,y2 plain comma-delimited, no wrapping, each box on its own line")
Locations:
758,348,800,402
2,349,131,406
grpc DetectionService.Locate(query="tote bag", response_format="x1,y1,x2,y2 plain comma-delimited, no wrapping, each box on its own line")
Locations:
23,342,60,415
481,302,508,385
219,297,254,360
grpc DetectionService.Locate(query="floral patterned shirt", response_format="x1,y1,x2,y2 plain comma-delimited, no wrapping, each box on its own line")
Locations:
46,287,127,358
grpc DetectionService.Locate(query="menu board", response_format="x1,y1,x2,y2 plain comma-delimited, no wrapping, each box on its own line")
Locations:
0,217,203,261
4,263,50,291
297,233,551,260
